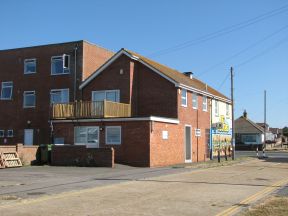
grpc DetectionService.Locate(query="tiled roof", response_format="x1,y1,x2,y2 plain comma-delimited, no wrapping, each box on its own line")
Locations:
124,49,229,100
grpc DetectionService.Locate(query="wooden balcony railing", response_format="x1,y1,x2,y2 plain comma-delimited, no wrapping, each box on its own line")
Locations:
51,100,131,119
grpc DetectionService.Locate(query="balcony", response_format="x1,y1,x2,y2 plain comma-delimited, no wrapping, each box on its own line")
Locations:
51,100,131,119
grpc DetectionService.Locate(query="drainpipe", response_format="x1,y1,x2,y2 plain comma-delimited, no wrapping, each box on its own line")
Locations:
210,98,213,160
197,109,199,162
73,45,78,101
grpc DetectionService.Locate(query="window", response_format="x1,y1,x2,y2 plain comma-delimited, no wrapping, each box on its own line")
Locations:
106,126,121,145
23,91,36,108
192,93,198,109
1,82,13,100
50,89,69,104
181,89,187,107
215,100,219,116
203,96,207,111
7,130,13,137
0,130,4,137
74,127,99,146
54,137,64,145
24,59,36,74
195,129,201,137
226,104,230,117
51,55,70,75
92,90,120,102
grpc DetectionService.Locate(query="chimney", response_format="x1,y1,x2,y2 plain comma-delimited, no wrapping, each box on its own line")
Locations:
243,110,247,119
183,71,193,79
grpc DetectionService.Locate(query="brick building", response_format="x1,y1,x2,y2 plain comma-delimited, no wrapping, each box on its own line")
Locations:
0,40,114,145
51,49,231,167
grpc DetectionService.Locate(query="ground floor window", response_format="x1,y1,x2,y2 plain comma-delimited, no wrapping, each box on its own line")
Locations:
106,126,121,145
7,130,13,137
0,130,4,137
74,127,99,146
54,137,64,145
242,134,257,143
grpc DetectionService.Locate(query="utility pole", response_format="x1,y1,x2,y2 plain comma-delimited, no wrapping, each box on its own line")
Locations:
263,90,267,157
231,67,235,160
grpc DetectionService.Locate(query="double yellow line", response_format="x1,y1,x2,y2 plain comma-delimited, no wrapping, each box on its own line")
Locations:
216,178,288,216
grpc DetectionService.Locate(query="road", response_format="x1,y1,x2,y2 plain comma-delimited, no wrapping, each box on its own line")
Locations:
0,152,288,216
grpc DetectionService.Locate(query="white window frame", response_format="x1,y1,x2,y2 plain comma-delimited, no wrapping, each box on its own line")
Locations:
192,93,198,109
181,89,187,107
226,103,230,117
215,100,219,116
7,129,13,137
202,96,207,112
1,81,13,100
54,137,65,145
23,91,36,108
92,90,120,102
50,88,69,104
74,126,100,146
105,126,121,145
24,58,37,74
51,55,70,75
0,130,4,137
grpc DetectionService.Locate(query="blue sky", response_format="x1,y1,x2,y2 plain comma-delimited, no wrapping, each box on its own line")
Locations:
0,0,287,128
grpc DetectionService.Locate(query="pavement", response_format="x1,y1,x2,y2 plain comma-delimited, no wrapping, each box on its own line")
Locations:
0,151,287,216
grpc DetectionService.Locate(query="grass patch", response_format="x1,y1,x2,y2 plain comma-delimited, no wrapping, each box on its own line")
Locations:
242,196,288,216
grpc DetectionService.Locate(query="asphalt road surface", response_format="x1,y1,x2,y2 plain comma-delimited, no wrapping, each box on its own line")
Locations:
1,154,288,216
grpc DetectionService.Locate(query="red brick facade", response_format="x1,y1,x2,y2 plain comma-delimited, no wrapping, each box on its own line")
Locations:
0,41,113,145
53,51,212,167
51,145,114,167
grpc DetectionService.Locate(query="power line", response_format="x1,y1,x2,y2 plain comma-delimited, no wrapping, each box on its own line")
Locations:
235,34,288,68
198,23,288,77
147,4,288,57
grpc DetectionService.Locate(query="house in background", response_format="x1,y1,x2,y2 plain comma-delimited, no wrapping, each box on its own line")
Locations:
235,110,264,149
51,48,231,167
256,123,275,142
0,41,113,145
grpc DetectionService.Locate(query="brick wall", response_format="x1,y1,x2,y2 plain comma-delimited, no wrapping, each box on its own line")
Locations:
82,54,178,118
51,145,114,167
150,122,184,167
0,143,39,165
0,40,113,145
53,120,151,167
178,89,211,162
82,41,114,81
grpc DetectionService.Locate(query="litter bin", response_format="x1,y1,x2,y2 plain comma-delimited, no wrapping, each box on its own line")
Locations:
40,144,53,164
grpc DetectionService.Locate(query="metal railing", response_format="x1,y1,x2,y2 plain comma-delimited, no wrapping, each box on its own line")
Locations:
51,100,131,119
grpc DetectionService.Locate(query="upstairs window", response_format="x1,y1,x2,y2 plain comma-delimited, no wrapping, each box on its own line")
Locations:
226,103,230,117
92,90,120,102
51,55,70,75
50,89,69,104
215,100,219,116
202,96,207,111
1,82,13,100
23,91,36,108
181,89,187,107
192,93,198,109
24,59,36,74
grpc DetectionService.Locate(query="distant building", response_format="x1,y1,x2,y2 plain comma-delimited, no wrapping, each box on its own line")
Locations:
235,111,264,149
256,123,274,141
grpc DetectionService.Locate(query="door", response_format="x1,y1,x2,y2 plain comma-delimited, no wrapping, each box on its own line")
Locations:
24,129,34,146
185,126,192,162
86,127,99,148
